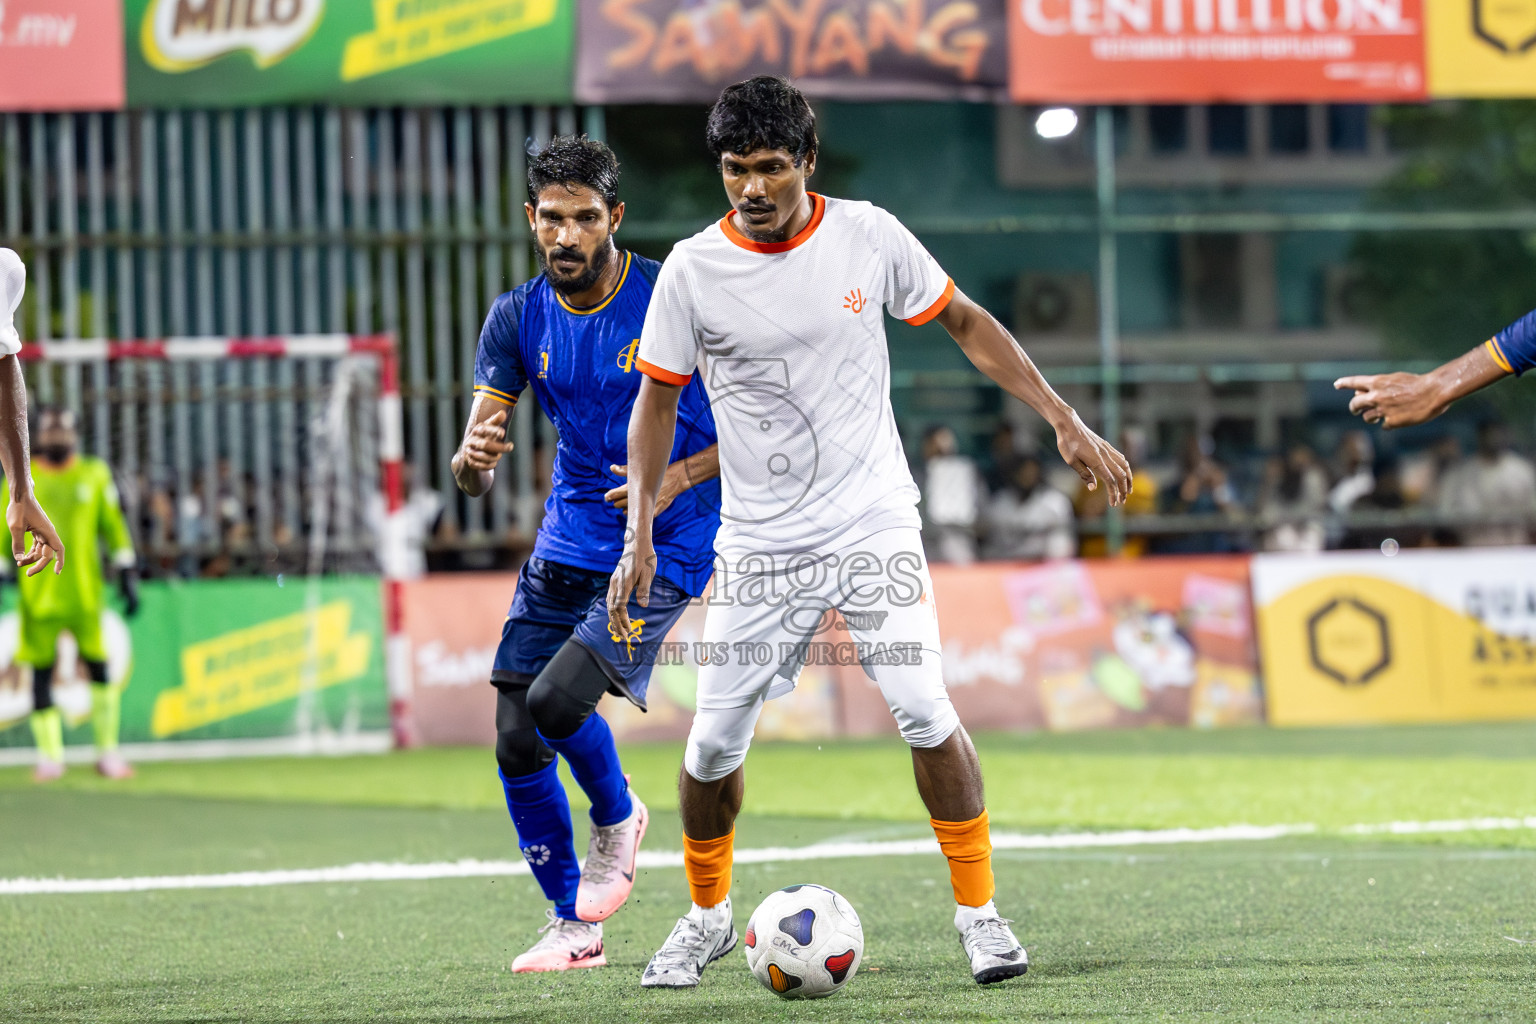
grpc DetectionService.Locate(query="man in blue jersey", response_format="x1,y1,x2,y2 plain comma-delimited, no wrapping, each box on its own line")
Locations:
452,136,721,973
1336,307,1536,428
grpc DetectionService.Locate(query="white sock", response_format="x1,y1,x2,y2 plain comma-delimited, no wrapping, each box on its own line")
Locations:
688,897,731,925
955,900,999,932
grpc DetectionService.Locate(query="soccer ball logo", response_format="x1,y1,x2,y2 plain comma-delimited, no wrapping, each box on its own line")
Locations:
745,883,864,1000
521,845,551,867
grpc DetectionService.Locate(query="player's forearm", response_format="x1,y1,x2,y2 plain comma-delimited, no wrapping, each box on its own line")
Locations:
0,356,32,499
1428,344,1510,407
451,449,493,498
625,379,682,538
665,443,720,494
940,295,1074,430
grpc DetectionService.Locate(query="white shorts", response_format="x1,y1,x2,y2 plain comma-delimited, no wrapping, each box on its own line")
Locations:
684,526,959,783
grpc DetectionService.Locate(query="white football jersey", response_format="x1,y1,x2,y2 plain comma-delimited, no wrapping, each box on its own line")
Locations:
0,248,25,356
637,194,954,564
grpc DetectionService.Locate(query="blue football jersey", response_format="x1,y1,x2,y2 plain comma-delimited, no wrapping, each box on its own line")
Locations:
473,251,720,596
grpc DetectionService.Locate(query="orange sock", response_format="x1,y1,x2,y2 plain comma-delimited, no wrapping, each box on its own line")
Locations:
683,830,734,908
930,810,995,907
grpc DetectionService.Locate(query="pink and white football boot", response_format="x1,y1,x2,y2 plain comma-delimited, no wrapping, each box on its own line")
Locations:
95,751,135,780
510,910,606,973
31,759,64,783
575,791,648,922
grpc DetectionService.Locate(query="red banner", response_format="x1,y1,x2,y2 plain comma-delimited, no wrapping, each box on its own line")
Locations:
1008,0,1426,102
0,0,124,111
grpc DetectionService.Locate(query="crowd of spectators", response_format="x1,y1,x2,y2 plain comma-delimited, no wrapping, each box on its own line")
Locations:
918,419,1536,563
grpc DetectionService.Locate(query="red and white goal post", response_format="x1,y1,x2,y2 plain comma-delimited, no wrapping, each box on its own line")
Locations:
14,334,415,749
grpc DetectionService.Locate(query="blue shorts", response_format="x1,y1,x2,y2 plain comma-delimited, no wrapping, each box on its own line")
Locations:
491,556,695,710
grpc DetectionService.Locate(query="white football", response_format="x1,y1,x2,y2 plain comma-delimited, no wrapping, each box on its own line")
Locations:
744,883,864,999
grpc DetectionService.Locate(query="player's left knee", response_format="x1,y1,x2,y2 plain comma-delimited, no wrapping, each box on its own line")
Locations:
893,694,960,750
526,642,611,741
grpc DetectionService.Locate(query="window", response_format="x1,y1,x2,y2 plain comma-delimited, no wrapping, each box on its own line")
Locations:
1208,105,1249,156
1149,105,1188,154
1328,105,1370,153
1268,105,1310,154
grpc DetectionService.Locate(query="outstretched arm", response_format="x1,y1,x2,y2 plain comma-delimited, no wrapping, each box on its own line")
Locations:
607,376,683,636
935,288,1132,506
0,356,62,575
1335,343,1508,430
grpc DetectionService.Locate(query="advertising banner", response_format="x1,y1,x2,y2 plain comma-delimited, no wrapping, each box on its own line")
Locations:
401,556,1261,748
1427,0,1536,96
125,0,574,108
0,0,125,111
1254,549,1536,726
575,0,1008,103
0,576,387,748
1008,0,1427,102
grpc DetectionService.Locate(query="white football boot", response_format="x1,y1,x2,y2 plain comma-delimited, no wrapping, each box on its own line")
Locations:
510,909,606,972
639,898,737,988
958,905,1029,984
575,791,648,922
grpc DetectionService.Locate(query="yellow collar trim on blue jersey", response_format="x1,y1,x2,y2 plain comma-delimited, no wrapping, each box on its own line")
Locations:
555,250,632,316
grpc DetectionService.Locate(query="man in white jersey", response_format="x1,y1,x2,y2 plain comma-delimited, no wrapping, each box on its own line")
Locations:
608,77,1132,989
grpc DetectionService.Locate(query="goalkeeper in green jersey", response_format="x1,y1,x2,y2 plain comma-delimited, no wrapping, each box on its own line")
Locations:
2,408,138,781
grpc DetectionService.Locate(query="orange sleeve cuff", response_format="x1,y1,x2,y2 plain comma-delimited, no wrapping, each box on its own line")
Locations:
1486,338,1515,374
904,278,956,326
636,357,692,386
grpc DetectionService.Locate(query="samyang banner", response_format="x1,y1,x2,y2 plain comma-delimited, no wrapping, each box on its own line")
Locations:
1008,0,1427,102
575,0,1008,103
125,0,574,107
0,0,125,111
1427,0,1536,96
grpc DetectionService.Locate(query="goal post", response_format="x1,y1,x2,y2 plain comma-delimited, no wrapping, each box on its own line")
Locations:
13,334,416,750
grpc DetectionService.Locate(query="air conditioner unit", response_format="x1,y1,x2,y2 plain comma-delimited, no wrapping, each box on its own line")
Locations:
1323,265,1373,328
1013,272,1097,336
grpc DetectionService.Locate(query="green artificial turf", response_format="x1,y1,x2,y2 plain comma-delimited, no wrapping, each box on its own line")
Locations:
2,725,1535,1021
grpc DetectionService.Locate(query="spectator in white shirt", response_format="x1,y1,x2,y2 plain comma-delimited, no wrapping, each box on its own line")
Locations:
981,454,1075,561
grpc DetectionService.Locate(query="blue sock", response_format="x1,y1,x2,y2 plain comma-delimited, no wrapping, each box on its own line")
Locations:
540,713,633,828
498,762,580,920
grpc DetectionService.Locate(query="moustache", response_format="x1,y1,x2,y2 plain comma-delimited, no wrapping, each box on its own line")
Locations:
737,201,775,215
548,247,586,265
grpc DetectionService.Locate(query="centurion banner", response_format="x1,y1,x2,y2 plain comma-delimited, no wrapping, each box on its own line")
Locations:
1008,0,1428,102
0,0,125,111
1254,549,1536,727
0,577,387,749
125,0,574,107
1427,0,1536,96
575,0,1009,103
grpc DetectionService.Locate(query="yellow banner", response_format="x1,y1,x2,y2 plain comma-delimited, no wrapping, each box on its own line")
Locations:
341,0,559,82
1256,563,1536,726
1428,0,1536,96
152,601,372,737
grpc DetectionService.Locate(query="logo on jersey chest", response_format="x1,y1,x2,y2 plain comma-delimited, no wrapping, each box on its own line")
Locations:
843,288,867,314
616,338,640,373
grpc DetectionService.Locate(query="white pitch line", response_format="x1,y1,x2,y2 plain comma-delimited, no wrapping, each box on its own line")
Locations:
1,817,1532,897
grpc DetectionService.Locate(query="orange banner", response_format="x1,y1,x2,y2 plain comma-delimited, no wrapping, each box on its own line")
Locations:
1008,0,1426,102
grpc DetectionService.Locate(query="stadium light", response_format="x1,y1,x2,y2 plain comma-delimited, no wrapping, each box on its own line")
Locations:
1035,107,1079,140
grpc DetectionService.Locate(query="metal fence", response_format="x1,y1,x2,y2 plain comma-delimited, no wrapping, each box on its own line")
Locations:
1,105,601,566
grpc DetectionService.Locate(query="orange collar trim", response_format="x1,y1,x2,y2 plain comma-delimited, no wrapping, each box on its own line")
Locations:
720,193,826,254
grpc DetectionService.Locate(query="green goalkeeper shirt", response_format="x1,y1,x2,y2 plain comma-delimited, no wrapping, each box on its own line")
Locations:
1,456,135,620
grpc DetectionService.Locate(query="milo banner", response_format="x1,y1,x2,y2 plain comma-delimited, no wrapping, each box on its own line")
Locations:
401,556,1262,747
0,576,387,748
1427,0,1536,96
126,0,574,107
1254,549,1536,726
575,0,1008,103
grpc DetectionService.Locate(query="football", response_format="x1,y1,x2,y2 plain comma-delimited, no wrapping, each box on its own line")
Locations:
744,884,864,999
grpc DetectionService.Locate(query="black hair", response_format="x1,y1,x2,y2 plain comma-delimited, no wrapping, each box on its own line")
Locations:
526,135,620,210
706,76,818,166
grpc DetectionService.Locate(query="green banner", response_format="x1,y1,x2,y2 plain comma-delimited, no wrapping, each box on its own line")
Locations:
125,0,573,107
0,576,387,747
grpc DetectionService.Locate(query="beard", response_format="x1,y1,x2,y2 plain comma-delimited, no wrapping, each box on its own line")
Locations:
537,238,614,296
38,443,74,464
